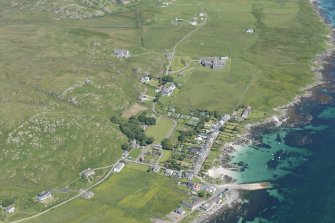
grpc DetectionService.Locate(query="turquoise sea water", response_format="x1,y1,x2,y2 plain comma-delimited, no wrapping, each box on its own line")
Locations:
231,131,310,184
317,0,335,26
212,1,335,222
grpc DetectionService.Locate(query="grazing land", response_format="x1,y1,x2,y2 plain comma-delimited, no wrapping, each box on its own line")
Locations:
122,103,148,118
168,0,329,118
146,117,175,143
28,166,186,223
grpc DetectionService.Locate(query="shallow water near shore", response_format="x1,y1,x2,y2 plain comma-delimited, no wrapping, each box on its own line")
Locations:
213,60,335,223
211,1,335,222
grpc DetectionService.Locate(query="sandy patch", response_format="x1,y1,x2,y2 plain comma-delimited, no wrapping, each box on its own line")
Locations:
122,103,148,118
207,166,236,179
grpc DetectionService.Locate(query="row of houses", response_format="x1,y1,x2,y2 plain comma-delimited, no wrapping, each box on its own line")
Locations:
164,169,194,180
185,181,217,194
192,115,231,175
201,196,222,211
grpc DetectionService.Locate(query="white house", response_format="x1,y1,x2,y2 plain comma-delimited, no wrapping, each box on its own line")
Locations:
80,168,95,179
165,169,174,176
4,205,15,214
190,21,197,26
175,207,186,215
36,191,52,203
245,28,254,33
140,76,150,84
113,48,130,58
113,162,125,173
162,83,176,96
81,191,95,199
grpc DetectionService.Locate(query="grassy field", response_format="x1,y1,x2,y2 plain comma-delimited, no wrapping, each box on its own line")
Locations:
159,150,173,163
128,148,141,160
169,0,329,117
171,67,250,113
28,165,186,223
146,117,175,143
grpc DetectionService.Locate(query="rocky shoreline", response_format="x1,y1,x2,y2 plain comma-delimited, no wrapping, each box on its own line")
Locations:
191,1,335,222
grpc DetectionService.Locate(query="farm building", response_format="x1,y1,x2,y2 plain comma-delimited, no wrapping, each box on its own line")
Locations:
151,165,160,173
80,168,95,179
113,162,125,173
175,207,186,215
165,169,174,176
36,191,52,202
162,83,176,96
200,57,228,69
4,205,15,214
113,48,130,58
140,76,150,84
245,28,254,33
182,196,202,211
81,191,95,199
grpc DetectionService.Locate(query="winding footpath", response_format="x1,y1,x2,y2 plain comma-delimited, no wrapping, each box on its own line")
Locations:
155,1,208,138
10,158,122,223
164,3,208,75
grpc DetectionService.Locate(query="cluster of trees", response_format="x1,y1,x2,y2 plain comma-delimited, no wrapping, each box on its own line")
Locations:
192,109,222,120
119,117,154,146
121,143,130,150
110,113,157,149
165,159,182,170
153,93,161,103
159,75,174,85
177,131,192,143
194,120,205,133
176,153,186,161
138,113,156,125
176,109,224,143
1,198,15,207
198,190,210,198
161,138,173,150
177,120,205,143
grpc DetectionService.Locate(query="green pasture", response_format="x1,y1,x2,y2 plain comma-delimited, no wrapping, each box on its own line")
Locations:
146,117,175,143
159,150,173,163
28,166,186,223
170,0,329,117
128,149,141,160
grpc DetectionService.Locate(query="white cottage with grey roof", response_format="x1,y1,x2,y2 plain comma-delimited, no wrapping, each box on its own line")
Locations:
113,48,130,58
